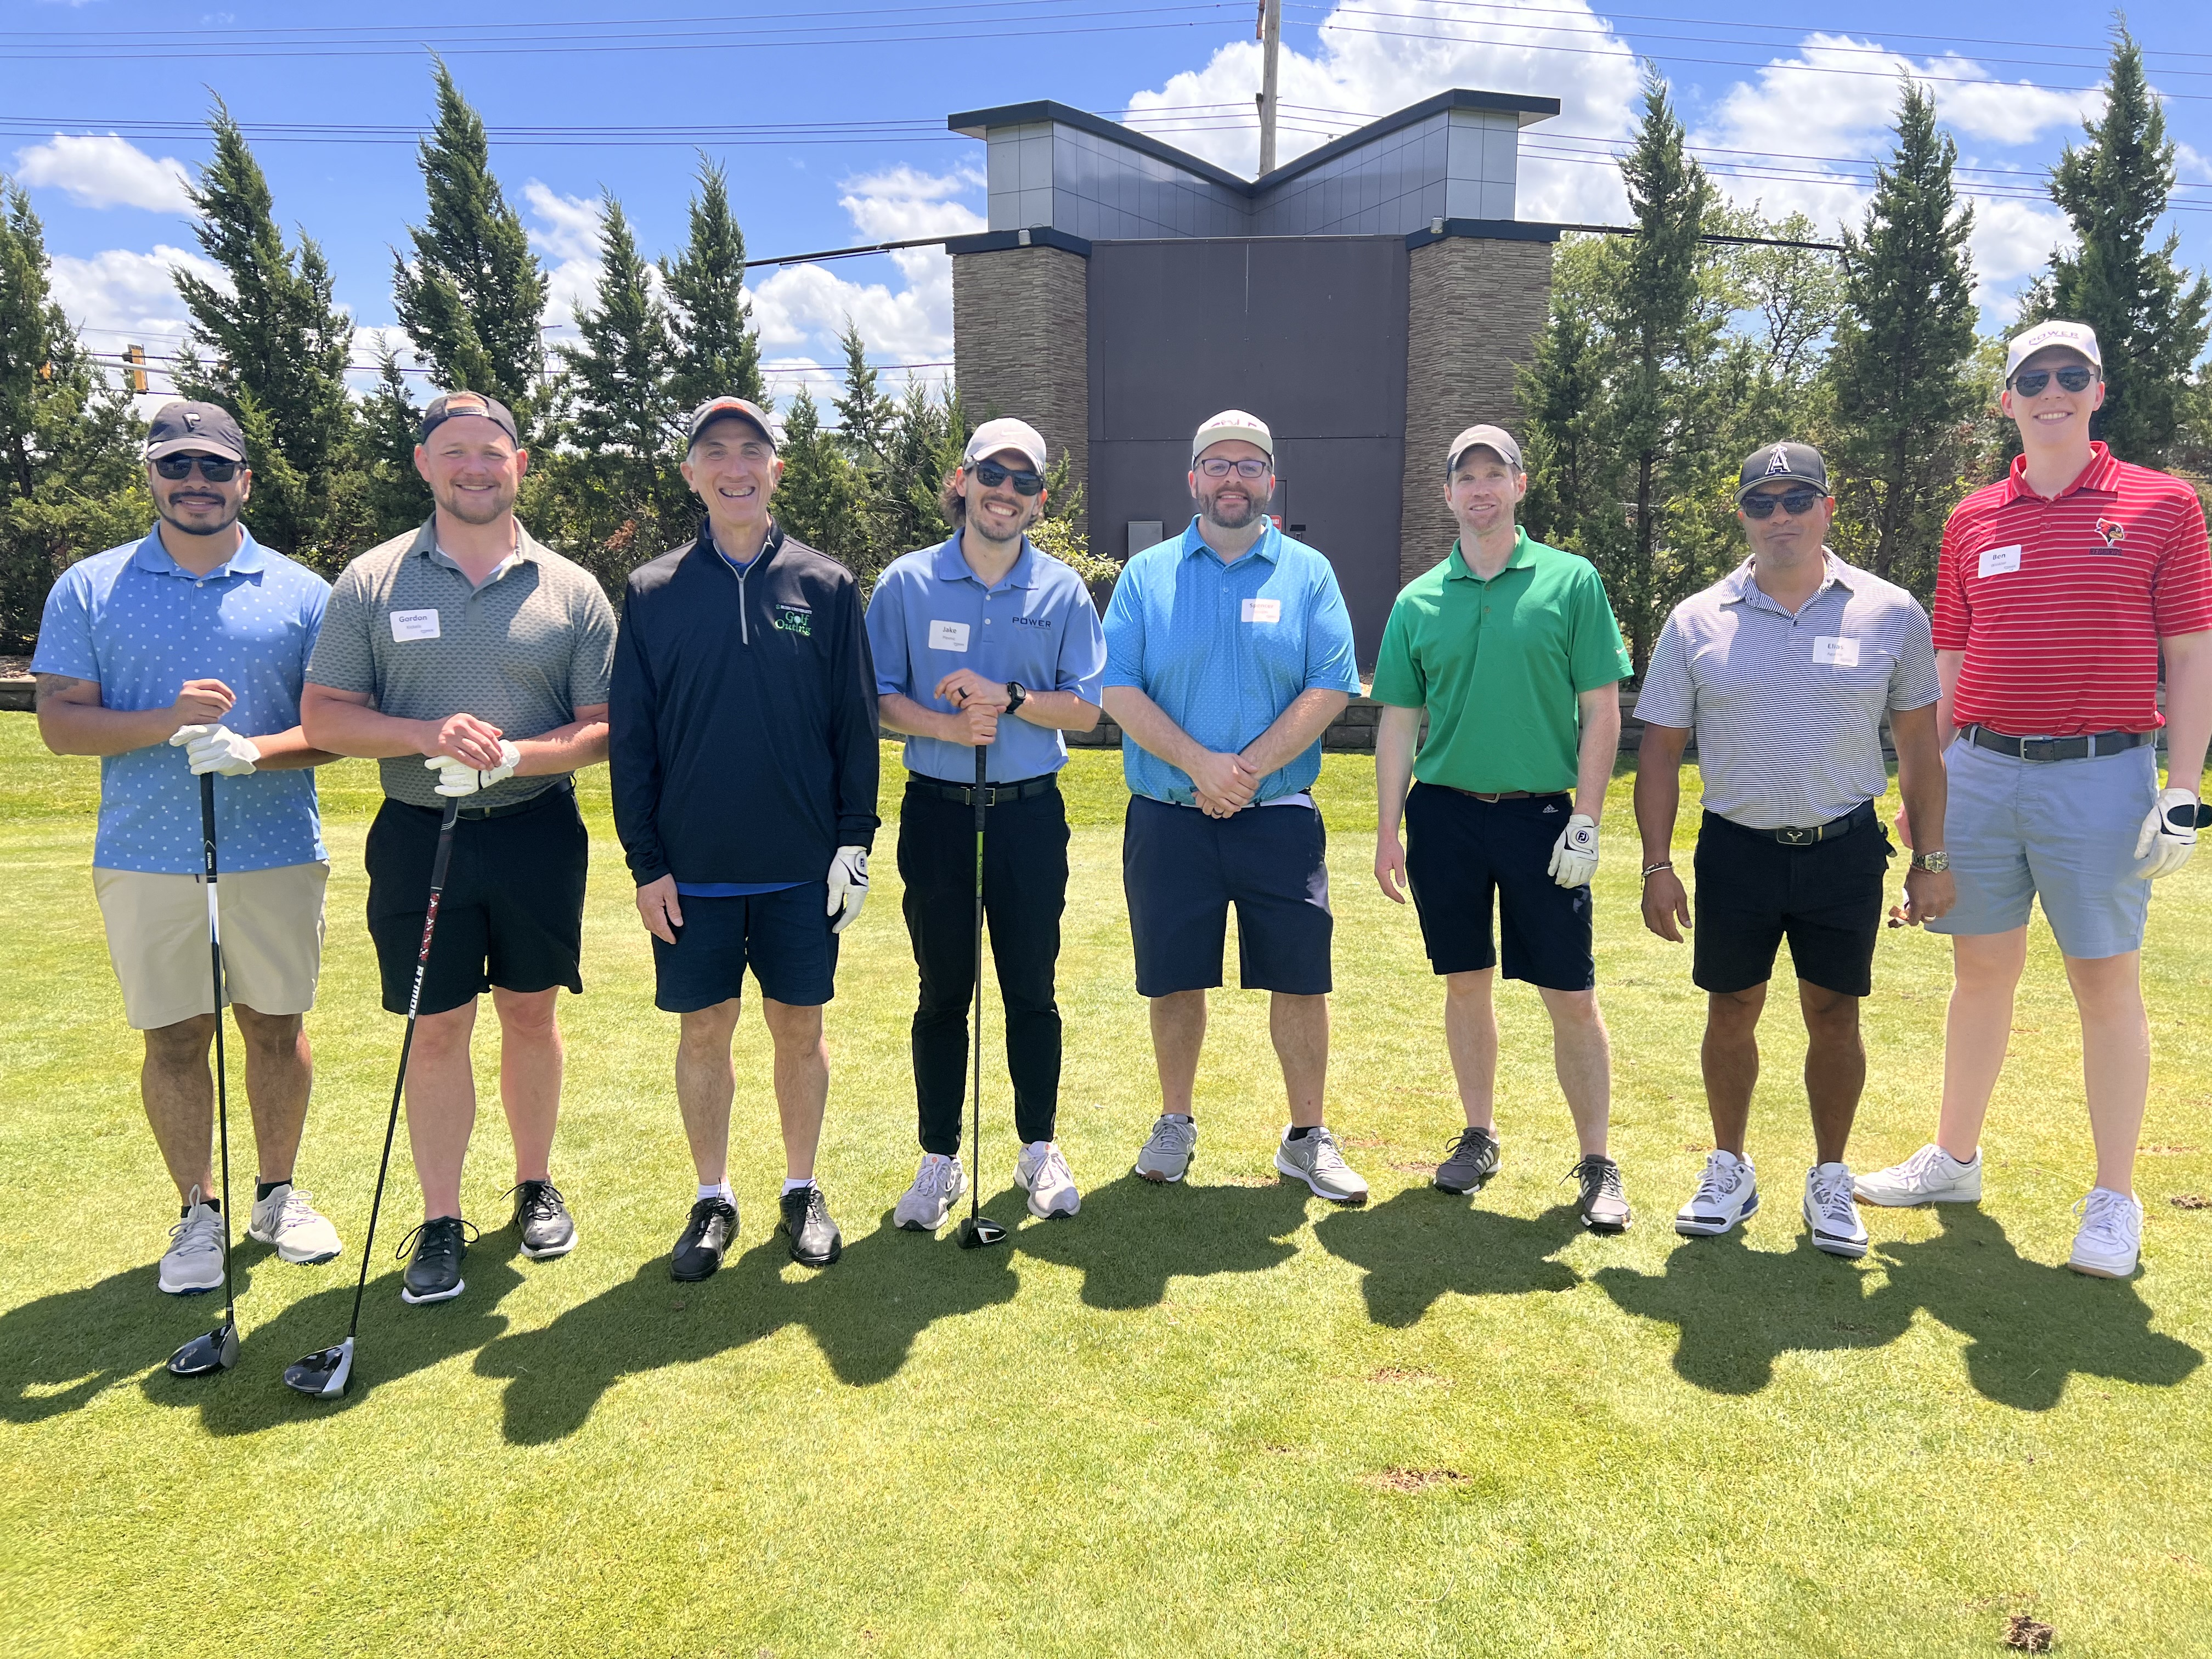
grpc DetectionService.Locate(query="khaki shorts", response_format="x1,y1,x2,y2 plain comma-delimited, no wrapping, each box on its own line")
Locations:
92,862,329,1031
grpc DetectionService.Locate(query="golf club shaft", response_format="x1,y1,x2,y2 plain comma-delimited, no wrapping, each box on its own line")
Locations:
970,742,986,1221
200,773,236,1329
342,798,462,1340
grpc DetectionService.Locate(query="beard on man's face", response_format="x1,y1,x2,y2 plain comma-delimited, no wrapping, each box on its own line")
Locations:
1199,477,1272,529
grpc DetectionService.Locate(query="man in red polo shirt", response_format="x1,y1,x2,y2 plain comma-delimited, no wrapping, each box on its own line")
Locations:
1857,320,2212,1279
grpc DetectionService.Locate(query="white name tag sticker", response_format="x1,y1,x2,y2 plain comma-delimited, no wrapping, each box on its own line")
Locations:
390,608,441,642
928,619,970,653
1978,544,2023,578
1242,597,1283,624
1813,635,1860,667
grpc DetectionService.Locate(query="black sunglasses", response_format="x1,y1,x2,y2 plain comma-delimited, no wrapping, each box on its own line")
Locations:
1740,487,1824,518
2010,364,2096,396
972,459,1044,496
154,454,241,483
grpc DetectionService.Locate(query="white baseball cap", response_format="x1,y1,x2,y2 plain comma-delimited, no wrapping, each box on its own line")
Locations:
2005,320,2101,382
963,417,1047,472
1191,409,1273,464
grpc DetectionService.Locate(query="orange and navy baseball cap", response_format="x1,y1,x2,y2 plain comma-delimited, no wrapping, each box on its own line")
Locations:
686,396,777,450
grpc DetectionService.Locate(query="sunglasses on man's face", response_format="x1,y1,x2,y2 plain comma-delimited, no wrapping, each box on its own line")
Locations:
153,454,241,483
1740,486,1823,519
1195,457,1271,481
972,459,1045,495
2010,364,2096,397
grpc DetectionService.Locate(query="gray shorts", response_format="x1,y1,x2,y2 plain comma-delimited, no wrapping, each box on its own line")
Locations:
1927,738,2156,958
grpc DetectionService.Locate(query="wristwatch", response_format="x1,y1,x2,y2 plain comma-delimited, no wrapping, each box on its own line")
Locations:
1005,681,1028,715
1910,849,1950,873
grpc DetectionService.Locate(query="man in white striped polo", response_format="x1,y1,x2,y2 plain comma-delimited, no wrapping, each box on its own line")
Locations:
1632,441,1955,1257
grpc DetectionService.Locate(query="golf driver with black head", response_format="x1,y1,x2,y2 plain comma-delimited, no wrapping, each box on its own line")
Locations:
957,742,1008,1250
284,797,461,1397
168,772,242,1377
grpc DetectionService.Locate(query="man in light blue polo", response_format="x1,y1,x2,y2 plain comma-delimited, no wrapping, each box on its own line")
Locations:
33,401,344,1297
867,417,1107,1230
1101,409,1369,1203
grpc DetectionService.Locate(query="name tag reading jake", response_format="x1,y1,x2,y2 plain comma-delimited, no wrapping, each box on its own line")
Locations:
1813,635,1860,668
1242,597,1282,624
928,619,971,653
390,608,441,642
1978,544,2023,578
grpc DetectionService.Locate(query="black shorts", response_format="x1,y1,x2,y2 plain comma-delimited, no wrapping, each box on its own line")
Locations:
365,786,588,1018
1122,795,1332,997
651,883,839,1012
1692,806,1893,997
1403,782,1594,990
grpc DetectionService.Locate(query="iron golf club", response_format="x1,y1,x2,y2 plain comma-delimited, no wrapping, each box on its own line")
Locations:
956,741,1007,1250
283,797,461,1397
169,772,240,1377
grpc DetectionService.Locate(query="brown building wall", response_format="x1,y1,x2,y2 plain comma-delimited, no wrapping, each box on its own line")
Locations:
1398,236,1554,587
952,244,1091,540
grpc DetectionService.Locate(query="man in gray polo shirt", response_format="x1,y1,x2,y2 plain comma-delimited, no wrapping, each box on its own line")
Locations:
302,390,617,1306
1633,442,1954,1257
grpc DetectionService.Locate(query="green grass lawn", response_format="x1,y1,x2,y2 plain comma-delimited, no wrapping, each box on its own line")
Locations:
3,712,2210,1657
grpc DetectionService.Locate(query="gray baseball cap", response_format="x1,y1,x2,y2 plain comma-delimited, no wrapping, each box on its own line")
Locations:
1446,424,1523,476
1737,441,1829,502
145,400,247,464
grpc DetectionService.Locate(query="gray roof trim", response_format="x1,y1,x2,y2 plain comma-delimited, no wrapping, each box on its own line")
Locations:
944,227,1094,259
946,100,1254,194
1256,89,1561,188
1404,218,1566,250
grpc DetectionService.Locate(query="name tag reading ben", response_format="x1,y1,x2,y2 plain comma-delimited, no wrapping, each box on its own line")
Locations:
390,608,441,642
1813,636,1860,668
1978,544,2023,578
928,619,971,653
1242,597,1282,624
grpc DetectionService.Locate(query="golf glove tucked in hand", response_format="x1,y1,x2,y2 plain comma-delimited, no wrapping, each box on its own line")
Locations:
1548,813,1600,889
827,845,870,933
424,740,521,798
2134,787,2206,880
169,724,259,777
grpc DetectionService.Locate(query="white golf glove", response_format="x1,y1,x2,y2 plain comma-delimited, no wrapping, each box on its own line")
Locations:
2134,787,2205,880
1547,813,1600,889
826,845,870,933
169,724,260,777
424,740,521,798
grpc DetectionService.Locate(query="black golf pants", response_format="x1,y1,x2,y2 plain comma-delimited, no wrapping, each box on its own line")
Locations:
897,778,1069,1154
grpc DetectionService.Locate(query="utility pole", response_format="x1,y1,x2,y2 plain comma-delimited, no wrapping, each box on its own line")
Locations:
1256,0,1282,175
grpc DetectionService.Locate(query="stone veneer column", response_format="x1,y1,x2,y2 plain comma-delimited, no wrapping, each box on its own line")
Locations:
952,244,1090,542
1398,235,1554,586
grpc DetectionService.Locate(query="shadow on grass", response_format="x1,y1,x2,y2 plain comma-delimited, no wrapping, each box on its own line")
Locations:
1312,1188,1583,1327
1013,1173,1311,1309
0,1261,261,1422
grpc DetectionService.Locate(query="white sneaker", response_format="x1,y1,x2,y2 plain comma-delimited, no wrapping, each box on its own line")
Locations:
2068,1187,2143,1278
1135,1114,1197,1183
1804,1163,1869,1259
249,1182,342,1265
1854,1144,1982,1207
1017,1141,1082,1218
894,1154,966,1232
1675,1150,1759,1237
160,1186,225,1295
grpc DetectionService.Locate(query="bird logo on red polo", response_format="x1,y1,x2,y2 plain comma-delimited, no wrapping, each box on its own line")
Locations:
2095,516,2126,549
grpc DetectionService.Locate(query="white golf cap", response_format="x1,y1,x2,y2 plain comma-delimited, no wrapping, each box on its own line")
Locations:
1192,409,1273,463
2005,320,2101,381
1446,423,1523,475
963,417,1048,472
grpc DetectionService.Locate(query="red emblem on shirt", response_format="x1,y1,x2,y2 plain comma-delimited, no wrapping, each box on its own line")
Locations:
2096,516,2126,547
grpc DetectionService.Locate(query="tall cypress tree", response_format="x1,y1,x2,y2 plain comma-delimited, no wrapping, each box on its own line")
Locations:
662,157,764,412
2041,26,2210,461
774,386,867,568
393,61,548,432
362,341,433,538
1829,81,1982,595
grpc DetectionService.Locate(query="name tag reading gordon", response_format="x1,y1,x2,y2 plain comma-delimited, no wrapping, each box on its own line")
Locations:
390,609,441,642
1242,597,1283,624
1813,636,1860,668
928,619,971,653
1978,544,2023,578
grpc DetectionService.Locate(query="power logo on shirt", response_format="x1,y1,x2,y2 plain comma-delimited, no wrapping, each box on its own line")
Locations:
772,603,813,637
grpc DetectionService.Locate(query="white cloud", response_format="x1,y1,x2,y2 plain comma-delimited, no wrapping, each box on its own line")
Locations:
13,133,196,215
522,180,606,335
42,244,225,398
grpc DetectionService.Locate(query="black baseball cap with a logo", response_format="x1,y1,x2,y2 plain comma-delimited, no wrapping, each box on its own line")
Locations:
145,400,247,464
1736,441,1829,503
419,389,520,445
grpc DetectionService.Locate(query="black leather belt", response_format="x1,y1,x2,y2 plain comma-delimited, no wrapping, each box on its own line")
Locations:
1444,787,1538,803
906,771,1058,807
394,777,575,821
1719,799,1875,845
1965,725,2148,763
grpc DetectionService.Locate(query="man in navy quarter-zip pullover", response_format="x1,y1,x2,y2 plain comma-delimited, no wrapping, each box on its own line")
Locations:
611,396,879,1276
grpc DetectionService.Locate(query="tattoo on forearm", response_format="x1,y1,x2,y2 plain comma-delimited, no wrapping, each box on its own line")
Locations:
32,674,89,711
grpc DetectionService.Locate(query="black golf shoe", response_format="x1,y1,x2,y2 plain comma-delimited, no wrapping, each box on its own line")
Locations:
1571,1154,1633,1233
672,1197,738,1282
1434,1125,1502,1194
399,1215,475,1304
779,1184,842,1267
507,1180,577,1259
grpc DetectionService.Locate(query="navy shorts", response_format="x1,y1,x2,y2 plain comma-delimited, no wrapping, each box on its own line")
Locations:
651,883,839,1012
1122,795,1333,997
1692,807,1892,997
1402,782,1593,990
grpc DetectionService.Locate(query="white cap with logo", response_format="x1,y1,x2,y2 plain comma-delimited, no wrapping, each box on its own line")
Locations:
2005,320,2101,382
1191,409,1274,464
963,417,1048,473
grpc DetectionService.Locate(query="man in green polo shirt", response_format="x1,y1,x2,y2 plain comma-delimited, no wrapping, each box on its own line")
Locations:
1373,424,1635,1230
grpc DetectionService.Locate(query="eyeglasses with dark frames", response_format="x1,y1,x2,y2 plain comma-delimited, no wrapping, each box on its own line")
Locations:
1195,457,1271,480
1740,487,1824,518
153,454,241,483
2009,365,2096,397
971,459,1045,495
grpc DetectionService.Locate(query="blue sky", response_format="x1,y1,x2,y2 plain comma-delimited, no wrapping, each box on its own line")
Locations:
4,0,2205,408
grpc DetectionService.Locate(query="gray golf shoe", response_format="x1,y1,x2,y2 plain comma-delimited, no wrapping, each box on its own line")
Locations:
1434,1125,1502,1194
894,1154,966,1231
1274,1126,1369,1204
1134,1114,1197,1183
159,1186,225,1295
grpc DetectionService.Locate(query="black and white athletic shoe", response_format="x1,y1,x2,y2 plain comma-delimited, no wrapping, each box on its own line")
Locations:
672,1197,738,1282
507,1180,577,1259
1570,1155,1632,1233
779,1184,842,1267
398,1215,475,1304
1433,1126,1502,1194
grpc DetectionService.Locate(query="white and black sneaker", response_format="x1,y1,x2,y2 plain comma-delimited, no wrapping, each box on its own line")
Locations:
1675,1150,1759,1237
399,1215,475,1304
672,1197,738,1282
1803,1163,1869,1259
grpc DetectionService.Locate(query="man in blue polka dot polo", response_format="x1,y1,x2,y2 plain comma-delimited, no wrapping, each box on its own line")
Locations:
34,400,346,1297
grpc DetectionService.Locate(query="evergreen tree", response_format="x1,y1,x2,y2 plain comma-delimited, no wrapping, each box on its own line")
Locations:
874,379,962,568
832,319,894,467
1519,235,1609,550
2040,25,2211,461
393,61,549,432
361,339,433,539
773,386,868,568
662,157,764,412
